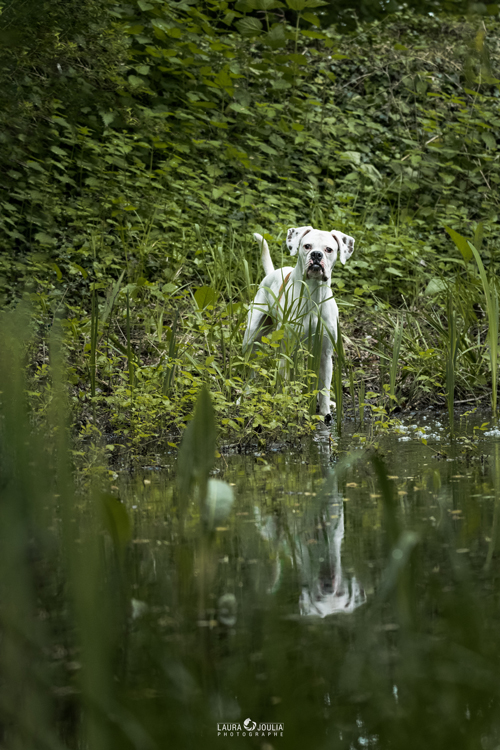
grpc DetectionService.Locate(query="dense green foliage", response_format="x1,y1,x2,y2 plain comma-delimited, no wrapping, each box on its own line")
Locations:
1,0,499,447
1,3,500,739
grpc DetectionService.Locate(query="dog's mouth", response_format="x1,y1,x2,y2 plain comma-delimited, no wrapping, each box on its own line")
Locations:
307,260,327,280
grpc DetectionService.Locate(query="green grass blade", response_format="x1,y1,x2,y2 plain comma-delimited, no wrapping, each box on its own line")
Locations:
334,320,345,433
468,241,498,416
358,372,365,426
90,286,98,399
446,294,457,435
126,292,134,389
163,311,179,397
389,316,403,410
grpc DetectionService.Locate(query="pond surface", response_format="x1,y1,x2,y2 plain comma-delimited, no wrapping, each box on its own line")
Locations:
113,410,500,750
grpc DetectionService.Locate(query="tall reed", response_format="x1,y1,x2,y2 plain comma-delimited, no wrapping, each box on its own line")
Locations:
446,294,458,435
358,371,366,425
125,291,134,388
389,316,403,411
305,317,324,417
163,310,179,397
446,226,498,418
333,320,345,433
468,242,499,417
90,286,98,399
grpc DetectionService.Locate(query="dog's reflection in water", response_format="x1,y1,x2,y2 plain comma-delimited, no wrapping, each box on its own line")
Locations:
298,498,366,617
256,482,366,617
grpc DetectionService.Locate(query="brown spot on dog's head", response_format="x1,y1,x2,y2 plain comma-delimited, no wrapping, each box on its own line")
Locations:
286,225,314,255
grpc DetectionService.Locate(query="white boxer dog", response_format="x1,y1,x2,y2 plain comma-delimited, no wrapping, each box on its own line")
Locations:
242,226,355,423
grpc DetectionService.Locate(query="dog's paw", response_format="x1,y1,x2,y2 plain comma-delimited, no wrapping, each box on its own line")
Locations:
324,413,332,425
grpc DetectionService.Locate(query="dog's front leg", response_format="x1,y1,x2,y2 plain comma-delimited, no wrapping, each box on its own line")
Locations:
318,338,334,422
317,298,339,423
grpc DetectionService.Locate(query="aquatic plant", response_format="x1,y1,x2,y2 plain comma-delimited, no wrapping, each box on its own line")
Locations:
446,225,499,419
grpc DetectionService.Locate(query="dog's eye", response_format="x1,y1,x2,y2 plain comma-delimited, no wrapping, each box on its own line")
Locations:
304,243,312,250
325,247,333,253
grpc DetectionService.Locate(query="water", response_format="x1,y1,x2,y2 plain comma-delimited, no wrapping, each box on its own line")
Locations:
107,411,500,749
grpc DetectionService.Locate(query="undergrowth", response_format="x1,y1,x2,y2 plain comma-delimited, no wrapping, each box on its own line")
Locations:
1,4,500,453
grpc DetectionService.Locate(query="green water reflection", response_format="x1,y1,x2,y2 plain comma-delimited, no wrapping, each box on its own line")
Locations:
113,417,500,750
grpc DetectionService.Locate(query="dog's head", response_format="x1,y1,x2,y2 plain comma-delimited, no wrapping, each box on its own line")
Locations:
286,226,355,281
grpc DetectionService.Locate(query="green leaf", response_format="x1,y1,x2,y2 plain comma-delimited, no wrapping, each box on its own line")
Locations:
177,387,216,499
286,0,306,10
236,0,284,7
301,29,326,38
51,262,62,280
235,17,263,36
283,53,308,65
100,111,115,127
195,286,217,309
228,103,251,114
101,495,131,557
424,278,447,296
302,11,320,24
482,132,496,149
27,160,46,172
214,64,234,92
260,143,279,155
440,173,455,185
225,301,242,315
474,222,484,252
254,0,285,7
263,23,287,48
35,232,56,246
124,24,144,35
128,75,145,88
445,225,473,263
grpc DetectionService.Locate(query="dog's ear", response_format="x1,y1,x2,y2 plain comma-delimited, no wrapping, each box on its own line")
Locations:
286,226,313,256
330,230,355,265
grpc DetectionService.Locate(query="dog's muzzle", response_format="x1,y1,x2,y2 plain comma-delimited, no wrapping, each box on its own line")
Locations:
307,251,326,279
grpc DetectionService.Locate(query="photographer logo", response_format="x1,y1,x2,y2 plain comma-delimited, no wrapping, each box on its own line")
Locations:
217,718,284,737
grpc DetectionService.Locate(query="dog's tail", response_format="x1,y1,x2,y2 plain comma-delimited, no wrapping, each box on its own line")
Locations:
253,233,274,276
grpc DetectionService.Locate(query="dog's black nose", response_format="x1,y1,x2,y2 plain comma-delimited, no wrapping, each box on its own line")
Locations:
310,251,323,263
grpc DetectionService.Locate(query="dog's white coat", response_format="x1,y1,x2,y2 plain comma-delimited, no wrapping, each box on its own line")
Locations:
242,226,355,422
